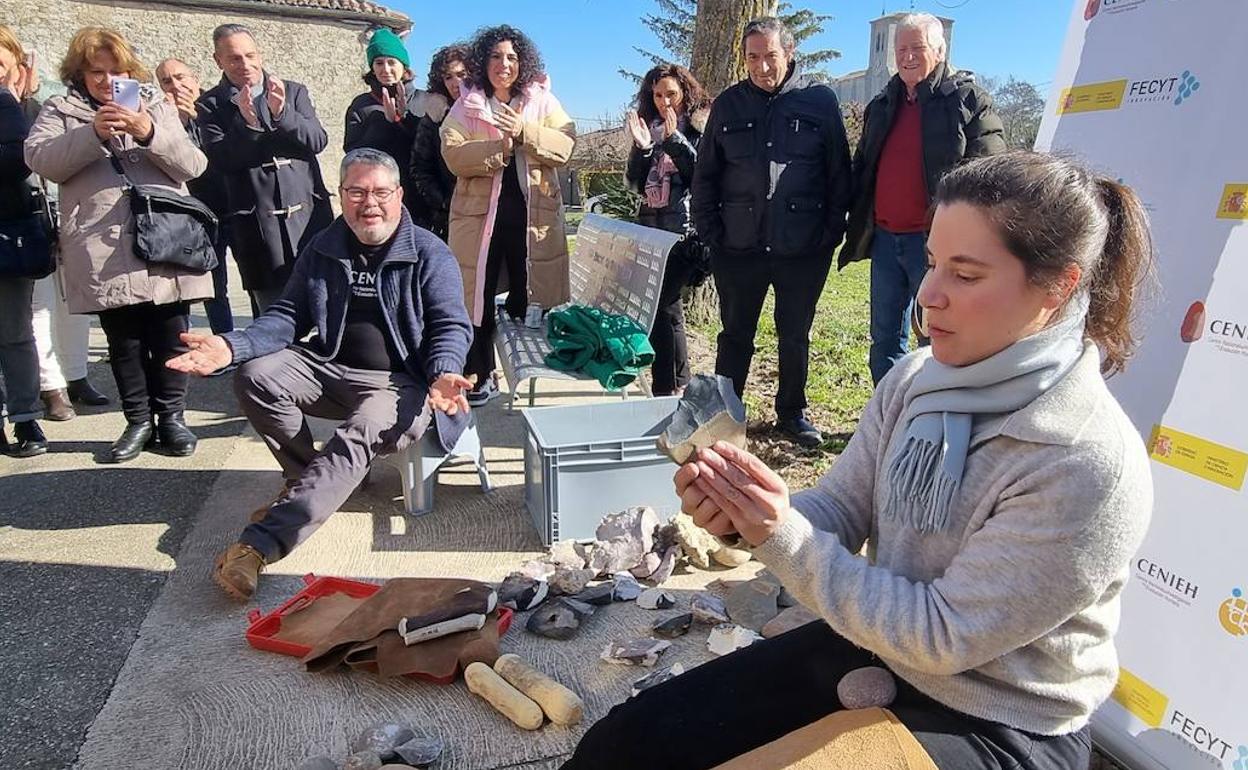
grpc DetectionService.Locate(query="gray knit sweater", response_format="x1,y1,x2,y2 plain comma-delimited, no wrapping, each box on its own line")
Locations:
754,345,1153,736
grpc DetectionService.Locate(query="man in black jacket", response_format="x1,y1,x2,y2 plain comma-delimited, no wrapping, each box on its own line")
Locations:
196,23,333,316
157,57,234,337
691,17,852,448
843,13,1005,384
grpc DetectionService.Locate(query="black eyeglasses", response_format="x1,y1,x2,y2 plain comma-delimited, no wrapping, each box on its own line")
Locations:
342,186,398,203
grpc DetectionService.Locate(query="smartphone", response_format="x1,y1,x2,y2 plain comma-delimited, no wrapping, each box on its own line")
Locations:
111,77,141,110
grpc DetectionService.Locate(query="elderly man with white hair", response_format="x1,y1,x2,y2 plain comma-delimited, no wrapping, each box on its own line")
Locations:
843,12,1005,385
167,148,474,602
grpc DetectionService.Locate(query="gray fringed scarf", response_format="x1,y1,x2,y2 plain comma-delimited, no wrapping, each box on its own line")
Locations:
884,293,1090,533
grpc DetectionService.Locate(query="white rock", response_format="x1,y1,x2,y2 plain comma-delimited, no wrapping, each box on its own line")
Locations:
707,623,763,656
636,588,677,610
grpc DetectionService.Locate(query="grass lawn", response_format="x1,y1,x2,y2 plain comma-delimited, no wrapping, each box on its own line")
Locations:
684,259,875,490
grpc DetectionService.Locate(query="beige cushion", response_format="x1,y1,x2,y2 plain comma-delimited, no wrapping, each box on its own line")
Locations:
711,707,939,770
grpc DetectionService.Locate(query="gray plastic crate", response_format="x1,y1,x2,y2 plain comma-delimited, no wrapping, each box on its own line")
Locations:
522,397,683,544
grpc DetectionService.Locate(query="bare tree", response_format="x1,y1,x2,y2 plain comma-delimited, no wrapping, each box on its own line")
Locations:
691,0,779,96
626,0,838,90
981,75,1045,149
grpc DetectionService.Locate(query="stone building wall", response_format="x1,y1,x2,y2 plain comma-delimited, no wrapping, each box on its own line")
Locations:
5,0,389,197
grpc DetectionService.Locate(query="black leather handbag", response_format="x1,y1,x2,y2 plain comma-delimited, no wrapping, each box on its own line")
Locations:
109,152,218,273
0,213,53,279
0,183,55,279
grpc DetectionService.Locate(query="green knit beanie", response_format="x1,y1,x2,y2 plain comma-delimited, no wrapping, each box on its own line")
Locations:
367,28,410,70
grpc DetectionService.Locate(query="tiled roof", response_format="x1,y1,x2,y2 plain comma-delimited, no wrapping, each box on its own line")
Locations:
172,0,411,29
245,0,405,18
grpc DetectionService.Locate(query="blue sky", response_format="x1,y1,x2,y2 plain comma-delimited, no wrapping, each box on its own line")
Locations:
389,1,1070,132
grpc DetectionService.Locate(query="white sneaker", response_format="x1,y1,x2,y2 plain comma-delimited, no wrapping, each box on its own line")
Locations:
467,379,501,407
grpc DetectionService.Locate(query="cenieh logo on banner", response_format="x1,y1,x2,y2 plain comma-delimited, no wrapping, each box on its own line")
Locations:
1148,425,1248,491
1085,0,1155,18
1135,557,1199,608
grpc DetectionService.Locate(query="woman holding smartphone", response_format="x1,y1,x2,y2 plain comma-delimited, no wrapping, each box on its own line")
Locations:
343,28,420,202
25,27,211,463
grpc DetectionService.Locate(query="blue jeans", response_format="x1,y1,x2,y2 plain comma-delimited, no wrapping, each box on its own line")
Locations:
0,277,42,423
204,224,234,334
869,226,928,385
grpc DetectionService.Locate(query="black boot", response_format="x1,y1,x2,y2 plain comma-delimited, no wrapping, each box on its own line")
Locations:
11,420,49,458
67,377,110,406
0,423,8,454
105,420,154,464
156,412,198,457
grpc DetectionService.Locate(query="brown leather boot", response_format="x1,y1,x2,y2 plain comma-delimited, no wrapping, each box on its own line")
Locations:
213,543,265,602
40,389,75,421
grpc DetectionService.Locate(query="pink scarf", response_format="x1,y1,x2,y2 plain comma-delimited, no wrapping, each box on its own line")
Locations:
643,118,682,209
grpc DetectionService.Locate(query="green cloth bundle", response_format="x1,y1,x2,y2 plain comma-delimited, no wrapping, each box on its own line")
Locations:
543,305,655,390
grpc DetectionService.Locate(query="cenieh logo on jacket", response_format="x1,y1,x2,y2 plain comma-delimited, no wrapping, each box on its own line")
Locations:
1111,666,1168,727
1220,587,1248,637
1057,79,1127,114
1217,184,1248,219
1148,424,1248,490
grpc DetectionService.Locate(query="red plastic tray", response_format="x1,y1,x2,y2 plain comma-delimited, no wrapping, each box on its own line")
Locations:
246,574,513,684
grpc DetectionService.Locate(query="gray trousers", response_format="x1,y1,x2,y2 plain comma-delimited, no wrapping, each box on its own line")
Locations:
0,277,43,423
248,287,285,319
234,346,432,562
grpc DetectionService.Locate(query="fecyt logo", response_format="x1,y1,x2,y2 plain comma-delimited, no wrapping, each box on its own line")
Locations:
1125,70,1199,107
1220,587,1248,637
1170,709,1240,764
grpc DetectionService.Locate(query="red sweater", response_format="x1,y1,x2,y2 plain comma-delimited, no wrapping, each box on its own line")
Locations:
873,96,929,234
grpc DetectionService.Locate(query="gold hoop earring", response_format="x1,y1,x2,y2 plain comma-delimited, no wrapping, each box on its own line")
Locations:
913,304,930,339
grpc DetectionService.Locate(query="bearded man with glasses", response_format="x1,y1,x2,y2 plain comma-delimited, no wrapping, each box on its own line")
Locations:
167,148,474,601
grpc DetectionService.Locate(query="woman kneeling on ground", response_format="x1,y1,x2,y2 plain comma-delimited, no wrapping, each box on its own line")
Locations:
562,151,1156,770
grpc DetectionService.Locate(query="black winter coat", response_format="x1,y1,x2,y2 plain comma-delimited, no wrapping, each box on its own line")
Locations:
196,74,333,291
843,62,1006,268
0,90,34,221
183,118,229,219
407,92,454,239
691,64,852,260
343,85,419,195
624,109,705,235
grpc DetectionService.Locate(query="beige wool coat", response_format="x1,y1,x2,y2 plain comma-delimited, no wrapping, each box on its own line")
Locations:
440,79,575,325
25,91,211,314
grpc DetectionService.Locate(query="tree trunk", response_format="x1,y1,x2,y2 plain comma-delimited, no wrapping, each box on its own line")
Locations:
691,0,779,97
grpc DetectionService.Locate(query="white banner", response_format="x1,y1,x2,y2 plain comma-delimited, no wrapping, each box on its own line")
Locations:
1036,2,1248,768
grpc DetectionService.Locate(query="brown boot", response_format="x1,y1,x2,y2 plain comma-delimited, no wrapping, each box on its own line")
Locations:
40,389,76,421
213,543,265,602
